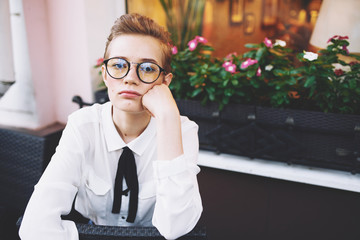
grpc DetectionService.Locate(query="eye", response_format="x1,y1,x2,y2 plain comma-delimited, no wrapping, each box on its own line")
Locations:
139,63,158,73
110,59,128,70
114,62,127,70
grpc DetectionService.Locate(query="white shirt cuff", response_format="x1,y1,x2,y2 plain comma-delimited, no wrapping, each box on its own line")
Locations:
152,154,187,179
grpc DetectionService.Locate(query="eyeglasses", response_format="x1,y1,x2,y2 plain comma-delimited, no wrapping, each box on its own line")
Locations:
103,57,166,84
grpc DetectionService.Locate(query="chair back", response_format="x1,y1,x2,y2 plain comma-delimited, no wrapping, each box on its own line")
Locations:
76,223,207,240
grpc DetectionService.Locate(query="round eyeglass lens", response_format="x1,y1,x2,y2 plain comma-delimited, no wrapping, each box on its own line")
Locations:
106,58,129,79
138,62,161,83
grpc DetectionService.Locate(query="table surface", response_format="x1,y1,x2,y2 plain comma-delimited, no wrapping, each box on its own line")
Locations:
198,150,360,193
0,122,65,137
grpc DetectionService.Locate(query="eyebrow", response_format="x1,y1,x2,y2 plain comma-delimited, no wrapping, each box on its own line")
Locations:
112,56,159,64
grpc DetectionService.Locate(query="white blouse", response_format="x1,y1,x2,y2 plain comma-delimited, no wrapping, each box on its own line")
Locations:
19,102,203,240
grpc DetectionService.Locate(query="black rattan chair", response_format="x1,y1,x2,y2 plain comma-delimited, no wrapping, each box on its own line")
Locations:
76,223,206,240
17,217,206,240
0,125,63,239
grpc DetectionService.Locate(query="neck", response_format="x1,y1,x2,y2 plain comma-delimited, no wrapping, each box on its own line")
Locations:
112,107,151,144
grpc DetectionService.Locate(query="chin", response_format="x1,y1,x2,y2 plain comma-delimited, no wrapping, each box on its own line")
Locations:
112,100,144,113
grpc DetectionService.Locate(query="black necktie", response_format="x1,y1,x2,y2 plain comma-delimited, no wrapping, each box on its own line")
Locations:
112,146,139,223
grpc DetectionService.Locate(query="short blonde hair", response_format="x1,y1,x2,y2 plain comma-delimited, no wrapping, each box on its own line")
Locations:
104,13,172,73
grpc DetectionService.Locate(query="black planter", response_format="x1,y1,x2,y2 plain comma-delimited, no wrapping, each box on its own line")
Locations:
92,90,360,174
176,99,360,174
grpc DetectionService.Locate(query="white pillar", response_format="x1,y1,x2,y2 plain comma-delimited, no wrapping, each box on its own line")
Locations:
0,0,39,128
0,0,15,94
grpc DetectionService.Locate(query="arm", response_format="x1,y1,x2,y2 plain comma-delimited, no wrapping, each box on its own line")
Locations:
142,83,183,161
142,84,203,240
19,119,84,240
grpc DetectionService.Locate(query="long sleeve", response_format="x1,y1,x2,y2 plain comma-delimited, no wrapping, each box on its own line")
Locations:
19,119,84,240
19,104,203,239
152,119,202,240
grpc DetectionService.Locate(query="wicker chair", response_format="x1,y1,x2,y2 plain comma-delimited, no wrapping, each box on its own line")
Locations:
0,125,63,239
17,217,206,240
76,223,206,240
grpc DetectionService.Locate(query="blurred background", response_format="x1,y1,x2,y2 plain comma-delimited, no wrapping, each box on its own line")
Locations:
0,0,327,129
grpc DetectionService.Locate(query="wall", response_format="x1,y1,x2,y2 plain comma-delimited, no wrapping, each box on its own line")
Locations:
203,0,268,57
0,0,125,128
84,0,127,93
127,0,322,58
22,0,56,127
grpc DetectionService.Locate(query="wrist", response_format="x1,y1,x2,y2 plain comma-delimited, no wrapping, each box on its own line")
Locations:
153,101,180,121
156,106,180,122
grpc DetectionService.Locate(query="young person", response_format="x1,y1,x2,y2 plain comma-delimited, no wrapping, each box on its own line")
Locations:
19,13,202,240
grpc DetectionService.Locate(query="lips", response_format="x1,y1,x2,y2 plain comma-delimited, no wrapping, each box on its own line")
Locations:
118,90,141,98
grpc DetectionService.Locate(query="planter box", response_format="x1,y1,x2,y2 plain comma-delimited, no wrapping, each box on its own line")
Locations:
176,99,360,174
93,90,360,174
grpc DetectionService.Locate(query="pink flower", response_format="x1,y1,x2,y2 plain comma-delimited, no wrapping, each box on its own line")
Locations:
171,46,178,55
222,61,236,73
188,39,198,51
225,64,236,74
225,52,238,60
195,36,208,44
334,69,344,76
241,58,258,69
222,61,232,68
342,45,349,55
327,35,349,43
263,37,273,48
96,58,104,67
187,36,208,51
327,35,339,43
256,67,262,76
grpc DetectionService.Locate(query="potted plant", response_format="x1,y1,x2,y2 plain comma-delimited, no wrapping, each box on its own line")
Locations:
170,35,360,173
93,35,360,173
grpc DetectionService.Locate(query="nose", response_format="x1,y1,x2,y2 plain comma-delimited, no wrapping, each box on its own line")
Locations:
123,63,140,85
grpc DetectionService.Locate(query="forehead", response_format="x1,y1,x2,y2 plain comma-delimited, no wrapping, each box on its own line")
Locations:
107,34,164,64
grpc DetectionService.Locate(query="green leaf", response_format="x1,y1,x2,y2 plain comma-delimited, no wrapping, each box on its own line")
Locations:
255,47,266,61
190,88,203,98
224,88,233,97
304,76,316,88
202,45,214,51
349,80,357,89
245,43,260,49
247,70,256,78
207,91,215,101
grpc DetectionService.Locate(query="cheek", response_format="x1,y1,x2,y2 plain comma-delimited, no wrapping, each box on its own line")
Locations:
152,77,164,87
106,79,117,90
144,82,160,93
105,80,119,100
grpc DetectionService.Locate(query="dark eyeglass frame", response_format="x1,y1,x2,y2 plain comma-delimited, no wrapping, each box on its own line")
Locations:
103,57,166,84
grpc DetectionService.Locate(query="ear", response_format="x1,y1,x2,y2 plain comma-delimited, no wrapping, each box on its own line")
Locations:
101,65,109,88
163,73,173,86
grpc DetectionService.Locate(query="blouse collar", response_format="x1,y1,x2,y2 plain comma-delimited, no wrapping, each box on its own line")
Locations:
102,102,156,156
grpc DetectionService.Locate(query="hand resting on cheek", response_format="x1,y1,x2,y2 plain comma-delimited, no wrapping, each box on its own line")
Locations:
142,84,179,119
